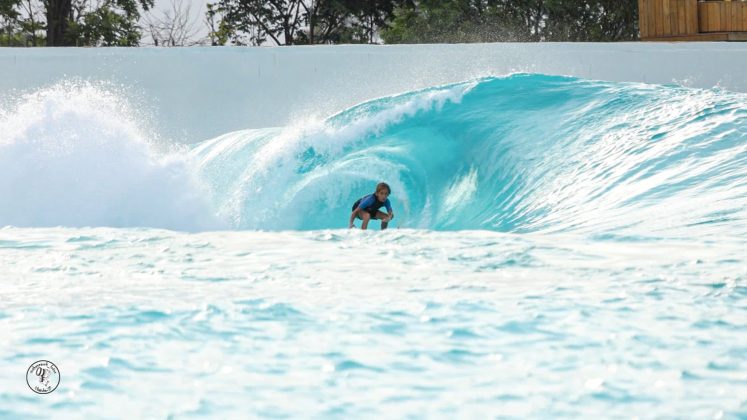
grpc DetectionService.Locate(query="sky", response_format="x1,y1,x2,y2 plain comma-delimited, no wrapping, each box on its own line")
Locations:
140,0,211,46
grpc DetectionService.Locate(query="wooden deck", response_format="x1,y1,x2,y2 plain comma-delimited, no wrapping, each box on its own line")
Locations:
639,0,747,41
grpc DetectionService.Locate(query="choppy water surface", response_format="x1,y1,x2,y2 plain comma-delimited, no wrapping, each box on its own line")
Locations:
1,74,746,418
1,228,745,418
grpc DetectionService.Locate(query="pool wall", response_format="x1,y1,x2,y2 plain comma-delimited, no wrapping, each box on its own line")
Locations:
2,43,746,143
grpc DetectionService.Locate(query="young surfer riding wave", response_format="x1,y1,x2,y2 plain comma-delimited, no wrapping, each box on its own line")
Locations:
349,182,394,230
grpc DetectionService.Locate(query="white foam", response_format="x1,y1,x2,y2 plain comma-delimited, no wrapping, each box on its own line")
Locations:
0,82,222,230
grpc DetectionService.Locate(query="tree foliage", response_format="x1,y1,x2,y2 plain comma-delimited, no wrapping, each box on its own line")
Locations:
1,0,45,45
1,0,152,46
381,0,639,43
207,0,406,46
68,0,153,46
2,0,640,47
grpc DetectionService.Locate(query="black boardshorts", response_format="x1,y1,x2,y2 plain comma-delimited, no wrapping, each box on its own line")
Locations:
351,198,379,220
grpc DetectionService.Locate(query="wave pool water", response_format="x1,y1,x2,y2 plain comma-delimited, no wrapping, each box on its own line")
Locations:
0,73,746,418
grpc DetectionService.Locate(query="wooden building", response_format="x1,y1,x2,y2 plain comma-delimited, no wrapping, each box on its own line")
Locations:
639,0,747,40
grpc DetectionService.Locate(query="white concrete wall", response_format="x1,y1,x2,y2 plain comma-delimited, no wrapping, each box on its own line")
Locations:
1,43,746,143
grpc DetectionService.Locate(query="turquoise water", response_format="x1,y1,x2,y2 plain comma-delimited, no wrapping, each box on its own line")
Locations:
1,74,746,418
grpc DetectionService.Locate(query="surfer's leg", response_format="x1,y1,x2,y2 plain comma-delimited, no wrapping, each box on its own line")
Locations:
360,211,371,230
375,211,389,230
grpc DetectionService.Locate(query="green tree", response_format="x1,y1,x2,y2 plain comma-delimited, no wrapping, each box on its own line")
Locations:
2,0,46,45
207,0,306,46
20,0,45,45
344,0,404,43
381,0,638,43
43,0,153,46
71,0,152,45
206,2,229,45
1,0,22,45
207,0,406,46
542,0,638,41
381,0,528,43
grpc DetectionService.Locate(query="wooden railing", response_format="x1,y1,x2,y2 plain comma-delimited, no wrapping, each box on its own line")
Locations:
639,0,747,40
699,1,747,32
638,0,699,39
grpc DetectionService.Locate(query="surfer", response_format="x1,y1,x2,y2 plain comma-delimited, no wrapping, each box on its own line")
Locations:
349,182,394,230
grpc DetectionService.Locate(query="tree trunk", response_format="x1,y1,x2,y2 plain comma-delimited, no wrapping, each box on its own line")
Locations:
46,0,72,46
284,16,291,45
309,9,314,44
26,0,38,46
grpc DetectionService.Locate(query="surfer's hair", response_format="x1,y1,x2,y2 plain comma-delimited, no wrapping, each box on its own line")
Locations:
376,182,391,195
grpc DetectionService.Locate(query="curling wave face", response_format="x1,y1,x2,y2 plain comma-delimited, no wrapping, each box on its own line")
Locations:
1,74,746,237
192,74,747,237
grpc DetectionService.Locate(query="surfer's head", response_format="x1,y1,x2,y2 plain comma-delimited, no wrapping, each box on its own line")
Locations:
375,182,391,202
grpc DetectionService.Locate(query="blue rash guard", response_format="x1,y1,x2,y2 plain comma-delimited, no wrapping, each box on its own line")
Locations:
352,194,391,217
